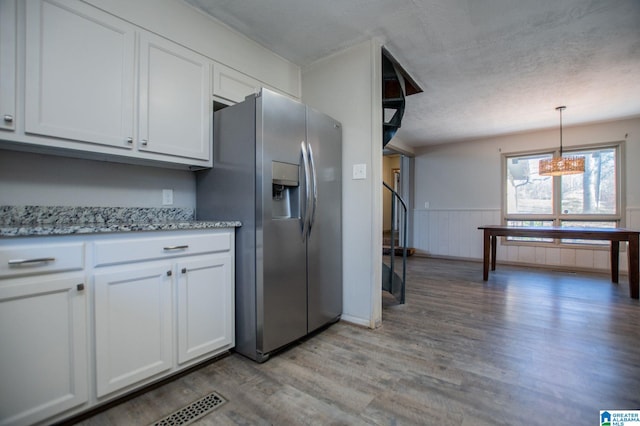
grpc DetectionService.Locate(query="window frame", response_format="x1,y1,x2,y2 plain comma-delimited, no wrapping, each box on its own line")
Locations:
501,140,625,248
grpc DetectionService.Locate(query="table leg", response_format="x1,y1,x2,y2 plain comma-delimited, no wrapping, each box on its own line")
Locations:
491,235,497,271
628,235,639,299
483,230,490,281
611,241,619,283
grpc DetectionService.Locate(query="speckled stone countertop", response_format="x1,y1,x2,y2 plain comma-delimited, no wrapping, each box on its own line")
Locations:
0,206,241,238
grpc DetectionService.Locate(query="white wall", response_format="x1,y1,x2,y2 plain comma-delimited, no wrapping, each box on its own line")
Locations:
302,40,383,328
413,117,640,273
0,149,195,208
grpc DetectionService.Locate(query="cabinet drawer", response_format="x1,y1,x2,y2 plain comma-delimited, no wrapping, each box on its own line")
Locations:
93,231,232,266
0,242,85,278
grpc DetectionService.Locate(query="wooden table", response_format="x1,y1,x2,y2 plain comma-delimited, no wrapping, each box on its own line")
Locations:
478,225,640,299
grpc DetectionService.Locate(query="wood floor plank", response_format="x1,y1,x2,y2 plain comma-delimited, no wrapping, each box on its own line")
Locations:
72,257,640,426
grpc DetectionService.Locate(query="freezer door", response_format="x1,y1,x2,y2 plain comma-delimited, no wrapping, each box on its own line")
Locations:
306,107,343,332
257,89,308,354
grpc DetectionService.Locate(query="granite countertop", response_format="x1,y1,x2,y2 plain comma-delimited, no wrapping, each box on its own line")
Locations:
0,206,241,238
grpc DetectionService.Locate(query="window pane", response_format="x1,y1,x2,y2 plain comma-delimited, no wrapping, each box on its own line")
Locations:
560,220,617,245
561,148,617,215
506,220,554,242
506,154,553,214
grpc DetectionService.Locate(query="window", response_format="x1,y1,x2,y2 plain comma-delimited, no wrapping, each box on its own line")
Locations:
503,143,623,246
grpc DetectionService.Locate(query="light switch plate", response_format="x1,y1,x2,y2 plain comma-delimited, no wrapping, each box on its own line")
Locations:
352,163,366,180
162,189,174,205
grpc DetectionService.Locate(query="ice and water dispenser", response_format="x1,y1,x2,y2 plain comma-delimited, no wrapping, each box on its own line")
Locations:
271,161,300,219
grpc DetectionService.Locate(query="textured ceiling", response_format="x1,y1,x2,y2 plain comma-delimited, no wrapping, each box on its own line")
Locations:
184,0,640,147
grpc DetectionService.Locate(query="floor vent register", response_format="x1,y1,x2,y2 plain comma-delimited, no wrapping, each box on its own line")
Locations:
150,391,227,426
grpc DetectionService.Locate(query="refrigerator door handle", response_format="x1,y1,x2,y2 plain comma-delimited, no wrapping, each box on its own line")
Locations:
301,141,311,241
307,143,318,235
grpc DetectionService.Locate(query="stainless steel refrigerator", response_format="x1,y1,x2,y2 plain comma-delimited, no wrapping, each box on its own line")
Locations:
196,88,342,362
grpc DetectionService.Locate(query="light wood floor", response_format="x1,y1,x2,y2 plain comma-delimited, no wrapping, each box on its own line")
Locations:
73,257,640,425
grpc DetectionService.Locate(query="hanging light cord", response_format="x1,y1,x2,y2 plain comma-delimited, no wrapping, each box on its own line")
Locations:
557,105,566,156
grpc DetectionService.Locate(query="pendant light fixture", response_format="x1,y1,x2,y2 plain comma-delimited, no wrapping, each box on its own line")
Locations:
539,106,585,176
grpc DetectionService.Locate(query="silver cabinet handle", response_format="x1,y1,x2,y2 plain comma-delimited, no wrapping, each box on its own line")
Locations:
126,137,133,144
3,115,13,123
8,257,55,265
141,139,148,146
163,245,188,251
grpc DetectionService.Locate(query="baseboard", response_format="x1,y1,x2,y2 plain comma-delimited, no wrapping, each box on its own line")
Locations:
412,252,481,263
340,314,372,328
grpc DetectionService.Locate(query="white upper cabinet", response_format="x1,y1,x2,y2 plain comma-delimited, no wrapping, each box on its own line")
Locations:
25,0,135,149
138,32,211,161
212,62,297,105
213,62,261,104
21,0,212,167
0,0,17,131
4,0,299,168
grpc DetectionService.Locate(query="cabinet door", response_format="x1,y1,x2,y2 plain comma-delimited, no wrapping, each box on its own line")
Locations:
212,62,261,104
94,263,173,398
138,32,211,161
0,274,88,426
0,0,16,131
25,0,135,148
177,253,233,364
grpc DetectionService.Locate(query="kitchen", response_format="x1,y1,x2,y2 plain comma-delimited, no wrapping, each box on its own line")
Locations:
0,0,381,424
2,0,640,424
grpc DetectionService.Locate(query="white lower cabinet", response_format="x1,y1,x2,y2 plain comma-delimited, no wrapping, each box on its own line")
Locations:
94,263,173,398
92,230,235,399
177,253,233,364
0,273,88,426
0,228,235,425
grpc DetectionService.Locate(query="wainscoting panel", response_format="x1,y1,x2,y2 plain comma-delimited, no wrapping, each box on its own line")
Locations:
413,209,501,260
412,207,640,274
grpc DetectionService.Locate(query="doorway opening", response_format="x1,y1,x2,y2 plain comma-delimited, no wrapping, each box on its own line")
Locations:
382,149,415,305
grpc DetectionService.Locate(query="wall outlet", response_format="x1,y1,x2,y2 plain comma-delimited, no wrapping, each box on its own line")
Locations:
162,189,174,205
424,201,430,209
